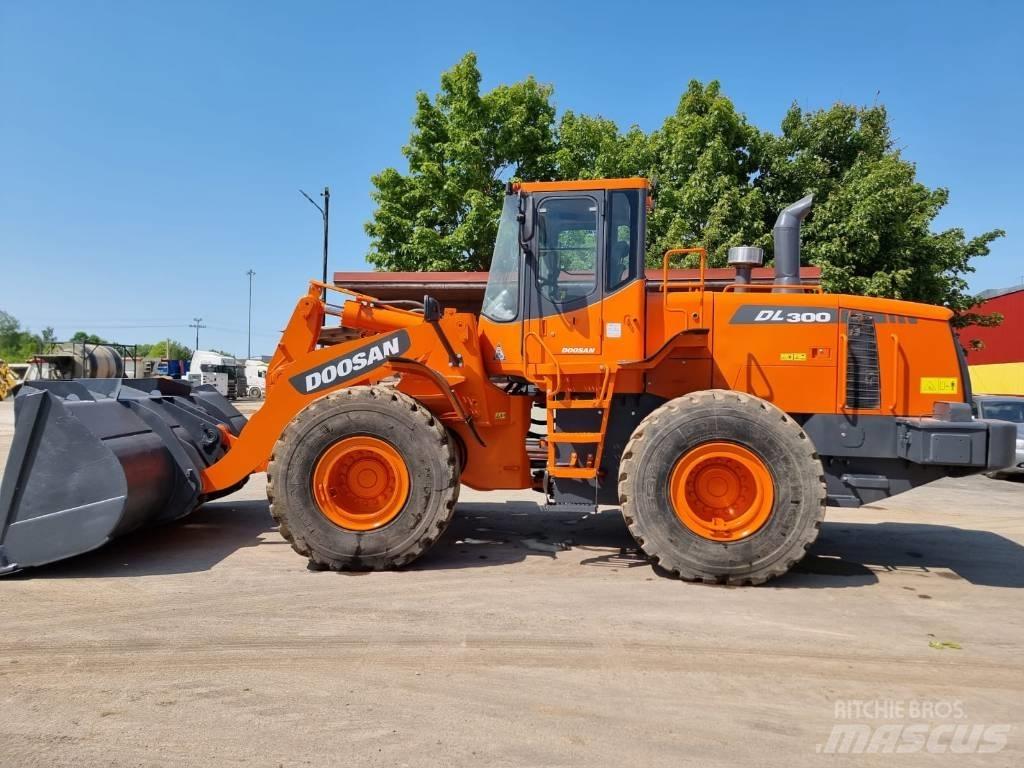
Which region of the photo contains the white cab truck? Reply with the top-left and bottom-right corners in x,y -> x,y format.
245,359 -> 269,399
187,350 -> 247,400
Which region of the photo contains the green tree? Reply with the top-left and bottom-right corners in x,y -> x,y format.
756,103 -> 891,217
646,80 -> 767,268
168,341 -> 193,359
136,340 -> 192,359
0,311 -> 42,361
0,310 -> 19,349
551,111 -> 652,181
758,103 -> 1004,320
70,330 -> 107,344
366,53 -> 557,272
365,55 -> 1003,321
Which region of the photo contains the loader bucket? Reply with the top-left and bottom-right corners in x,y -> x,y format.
0,378 -> 246,574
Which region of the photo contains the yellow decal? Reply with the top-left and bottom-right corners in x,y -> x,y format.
920,377 -> 958,394
779,352 -> 808,362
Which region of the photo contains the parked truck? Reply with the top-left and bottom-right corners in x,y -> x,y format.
245,359 -> 269,399
188,350 -> 247,400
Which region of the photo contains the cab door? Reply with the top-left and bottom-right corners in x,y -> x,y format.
602,188 -> 646,365
523,194 -> 604,369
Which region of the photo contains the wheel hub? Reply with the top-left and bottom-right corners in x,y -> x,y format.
312,436 -> 410,531
669,442 -> 774,541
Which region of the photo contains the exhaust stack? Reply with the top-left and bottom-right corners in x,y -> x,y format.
772,195 -> 814,293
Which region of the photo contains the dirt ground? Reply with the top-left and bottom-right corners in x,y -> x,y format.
0,397 -> 1022,767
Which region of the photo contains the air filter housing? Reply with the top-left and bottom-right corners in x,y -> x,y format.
728,246 -> 764,288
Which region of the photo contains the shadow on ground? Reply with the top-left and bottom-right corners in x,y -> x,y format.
417,503 -> 1024,589
12,498 -> 1024,588
409,501 -> 650,573
776,521 -> 1024,589
11,499 -> 276,579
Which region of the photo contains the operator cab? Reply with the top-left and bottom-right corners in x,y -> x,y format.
479,178 -> 651,372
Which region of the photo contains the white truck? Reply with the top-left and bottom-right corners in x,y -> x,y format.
244,359 -> 269,399
188,350 -> 247,400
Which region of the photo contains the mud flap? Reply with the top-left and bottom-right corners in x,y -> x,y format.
0,379 -> 245,573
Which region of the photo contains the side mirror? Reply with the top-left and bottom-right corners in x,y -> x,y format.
422,295 -> 442,322
517,192 -> 535,255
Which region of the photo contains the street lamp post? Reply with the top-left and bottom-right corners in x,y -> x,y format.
246,269 -> 255,360
300,186 -> 330,300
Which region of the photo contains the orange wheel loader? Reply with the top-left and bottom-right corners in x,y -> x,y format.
0,179 -> 1016,583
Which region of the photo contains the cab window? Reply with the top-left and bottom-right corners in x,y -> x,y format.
536,197 -> 598,303
481,195 -> 521,322
606,190 -> 639,291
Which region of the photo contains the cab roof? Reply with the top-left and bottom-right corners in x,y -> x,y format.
512,177 -> 650,193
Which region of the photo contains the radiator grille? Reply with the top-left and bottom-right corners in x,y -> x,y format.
845,312 -> 880,409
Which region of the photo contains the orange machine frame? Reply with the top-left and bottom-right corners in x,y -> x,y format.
200,178 -> 968,497
200,282 -> 533,496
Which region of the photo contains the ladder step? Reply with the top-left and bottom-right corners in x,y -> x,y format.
547,466 -> 600,479
541,503 -> 597,514
547,399 -> 608,410
546,432 -> 603,443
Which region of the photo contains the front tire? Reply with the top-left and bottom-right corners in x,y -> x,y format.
267,386 -> 458,570
618,390 -> 825,585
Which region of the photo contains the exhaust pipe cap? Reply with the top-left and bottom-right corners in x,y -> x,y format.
773,195 -> 814,291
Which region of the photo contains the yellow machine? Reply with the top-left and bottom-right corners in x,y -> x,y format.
0,360 -> 17,401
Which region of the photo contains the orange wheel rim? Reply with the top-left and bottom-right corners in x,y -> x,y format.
312,436 -> 410,531
669,442 -> 774,541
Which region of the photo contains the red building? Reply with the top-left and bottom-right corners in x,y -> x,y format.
961,285 -> 1024,395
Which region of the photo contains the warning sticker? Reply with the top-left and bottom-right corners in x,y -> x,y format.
779,352 -> 808,362
920,377 -> 958,394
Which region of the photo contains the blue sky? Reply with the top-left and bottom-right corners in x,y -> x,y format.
1,1 -> 1021,356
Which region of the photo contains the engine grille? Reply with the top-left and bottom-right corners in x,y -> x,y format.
845,312 -> 880,409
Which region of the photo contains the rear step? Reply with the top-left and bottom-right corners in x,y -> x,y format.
0,378 -> 245,574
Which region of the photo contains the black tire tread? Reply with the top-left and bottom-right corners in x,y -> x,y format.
619,389 -> 826,585
266,385 -> 458,570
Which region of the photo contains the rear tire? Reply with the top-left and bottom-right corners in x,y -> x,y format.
267,386 -> 458,570
618,390 -> 825,585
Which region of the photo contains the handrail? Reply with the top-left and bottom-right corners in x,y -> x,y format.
722,283 -> 824,293
523,330 -> 563,396
661,248 -> 707,293
661,247 -> 708,328
889,333 -> 901,413
597,366 -> 615,403
838,332 -> 848,409
308,279 -> 424,317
